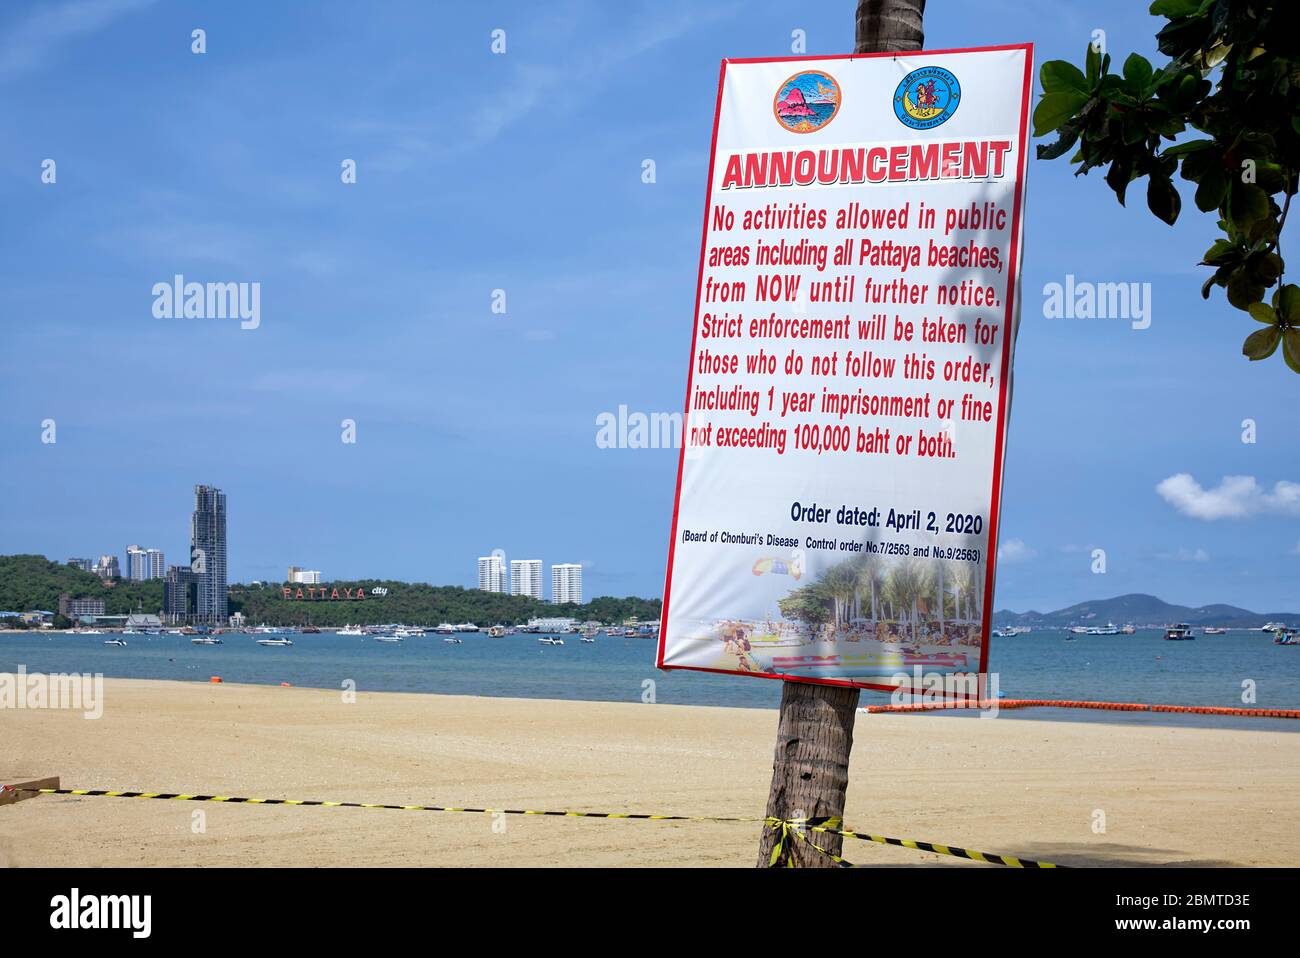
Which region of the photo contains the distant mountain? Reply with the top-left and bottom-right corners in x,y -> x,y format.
993,593 -> 1297,629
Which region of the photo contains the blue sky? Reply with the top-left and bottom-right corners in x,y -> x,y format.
1,0 -> 1296,612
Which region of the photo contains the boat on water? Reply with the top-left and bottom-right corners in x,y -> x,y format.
81,629 -> 105,635
434,623 -> 456,635
1163,623 -> 1195,641
337,625 -> 364,636
1068,626 -> 1089,635
1261,622 -> 1289,633
191,636 -> 223,646
539,636 -> 564,646
580,635 -> 596,643
1120,624 -> 1137,635
487,625 -> 507,638
455,623 -> 479,633
992,627 -> 1017,638
122,630 -> 143,636
301,625 -> 321,634
253,626 -> 281,634
1274,628 -> 1299,646
443,636 -> 463,645
256,637 -> 294,647
1203,627 -> 1229,635
103,637 -> 127,647
371,634 -> 403,644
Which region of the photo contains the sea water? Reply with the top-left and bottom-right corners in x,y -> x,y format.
2,629 -> 1297,729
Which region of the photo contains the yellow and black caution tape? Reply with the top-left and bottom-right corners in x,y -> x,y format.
794,819 -> 1061,868
7,786 -> 1064,868
8,787 -> 755,823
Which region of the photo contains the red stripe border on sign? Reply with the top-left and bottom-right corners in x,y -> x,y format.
657,44 -> 1035,695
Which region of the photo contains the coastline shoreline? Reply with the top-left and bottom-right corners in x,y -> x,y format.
3,677 -> 1298,867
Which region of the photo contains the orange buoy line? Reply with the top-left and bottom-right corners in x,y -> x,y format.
864,698 -> 1300,719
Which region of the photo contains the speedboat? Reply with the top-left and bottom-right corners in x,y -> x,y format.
191,636 -> 223,645
539,636 -> 564,646
337,625 -> 364,636
256,637 -> 294,647
103,637 -> 127,647
82,629 -> 104,635
1274,628 -> 1299,646
487,625 -> 506,638
1203,627 -> 1229,635
371,634 -> 403,643
1163,623 -> 1194,641
580,635 -> 596,643
443,636 -> 463,645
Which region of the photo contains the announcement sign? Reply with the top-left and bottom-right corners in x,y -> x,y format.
657,45 -> 1032,694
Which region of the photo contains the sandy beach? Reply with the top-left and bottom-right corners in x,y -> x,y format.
2,677 -> 1297,867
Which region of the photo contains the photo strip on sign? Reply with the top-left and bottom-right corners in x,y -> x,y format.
658,45 -> 1033,698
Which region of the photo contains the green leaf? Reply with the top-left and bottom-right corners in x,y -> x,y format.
1283,330 -> 1300,374
1247,303 -> 1279,324
1247,252 -> 1283,286
1106,159 -> 1133,205
1122,53 -> 1154,92
1040,60 -> 1088,94
1226,271 -> 1266,310
1149,0 -> 1201,16
1275,284 -> 1300,323
1086,43 -> 1101,85
1228,182 -> 1270,228
1033,90 -> 1089,136
1147,174 -> 1181,224
1164,138 -> 1216,159
1194,167 -> 1227,212
1036,125 -> 1080,161
1242,326 -> 1281,361
1200,238 -> 1237,266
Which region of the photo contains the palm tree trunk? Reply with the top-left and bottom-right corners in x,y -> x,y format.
855,0 -> 926,53
759,3 -> 924,867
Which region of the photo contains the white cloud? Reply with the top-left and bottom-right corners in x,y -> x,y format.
1156,547 -> 1210,562
1155,474 -> 1300,520
997,538 -> 1035,563
0,0 -> 156,79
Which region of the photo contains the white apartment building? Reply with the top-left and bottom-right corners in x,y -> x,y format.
287,567 -> 322,585
478,554 -> 507,592
551,563 -> 583,605
510,559 -> 542,600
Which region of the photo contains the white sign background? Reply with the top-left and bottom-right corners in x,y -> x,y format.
657,46 -> 1033,694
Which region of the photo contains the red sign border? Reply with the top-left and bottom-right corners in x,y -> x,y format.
655,44 -> 1035,695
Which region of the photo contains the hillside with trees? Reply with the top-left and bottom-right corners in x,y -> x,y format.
0,554 -> 661,627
